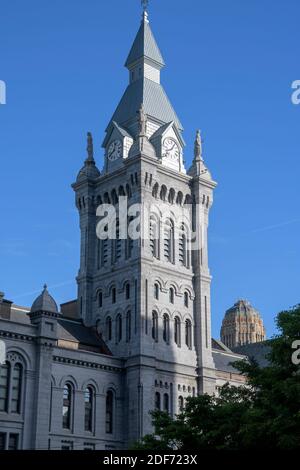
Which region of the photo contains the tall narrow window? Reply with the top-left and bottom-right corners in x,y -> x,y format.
164,219 -> 174,263
101,238 -> 108,267
163,314 -> 170,344
154,283 -> 159,300
0,433 -> 5,450
179,224 -> 189,268
11,363 -> 22,414
98,291 -> 103,308
84,387 -> 93,432
0,362 -> 9,412
152,311 -> 158,342
185,320 -> 192,349
150,215 -> 160,259
125,283 -> 130,300
155,392 -> 161,410
163,394 -> 169,413
112,287 -> 116,304
178,396 -> 184,412
126,311 -> 131,342
106,317 -> 112,341
126,216 -> 134,259
184,292 -> 189,308
112,219 -> 122,264
174,317 -> 181,347
169,288 -> 174,304
8,434 -> 19,451
106,391 -> 113,434
62,384 -> 72,430
116,315 -> 122,343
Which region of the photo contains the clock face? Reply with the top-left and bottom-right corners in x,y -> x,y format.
163,138 -> 180,161
108,140 -> 122,161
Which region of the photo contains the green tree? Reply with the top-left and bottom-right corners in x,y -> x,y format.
134,305 -> 300,450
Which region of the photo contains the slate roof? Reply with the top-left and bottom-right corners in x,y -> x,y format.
233,342 -> 271,368
108,78 -> 183,132
57,318 -> 111,355
125,16 -> 165,68
213,350 -> 246,374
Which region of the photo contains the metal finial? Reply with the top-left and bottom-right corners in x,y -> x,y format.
86,132 -> 94,161
43,284 -> 47,291
141,0 -> 149,12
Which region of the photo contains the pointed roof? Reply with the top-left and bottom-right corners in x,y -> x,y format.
31,285 -> 59,314
125,13 -> 165,69
107,78 -> 183,132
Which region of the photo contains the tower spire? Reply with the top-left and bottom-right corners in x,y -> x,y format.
141,0 -> 149,13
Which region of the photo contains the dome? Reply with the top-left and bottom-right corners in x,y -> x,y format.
31,285 -> 59,314
225,299 -> 260,319
76,162 -> 100,183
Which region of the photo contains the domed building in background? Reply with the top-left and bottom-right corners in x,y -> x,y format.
220,300 -> 266,349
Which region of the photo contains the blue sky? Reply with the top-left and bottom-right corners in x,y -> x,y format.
0,0 -> 299,339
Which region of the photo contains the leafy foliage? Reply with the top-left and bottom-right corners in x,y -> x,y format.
133,305 -> 300,450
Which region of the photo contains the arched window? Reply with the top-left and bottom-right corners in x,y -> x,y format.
179,224 -> 189,268
0,362 -> 10,412
154,283 -> 159,300
126,217 -> 134,259
164,219 -> 174,263
185,320 -> 192,349
11,363 -> 22,414
150,215 -> 160,259
168,188 -> 175,204
178,396 -> 184,412
163,393 -> 169,413
62,384 -> 72,430
84,387 -> 94,432
116,315 -> 122,343
106,391 -> 114,434
155,392 -> 161,410
125,283 -> 130,300
112,287 -> 116,304
106,317 -> 112,341
174,316 -> 181,347
126,311 -> 131,342
163,314 -> 170,344
152,311 -> 158,342
160,185 -> 167,201
152,183 -> 159,199
169,288 -> 174,304
112,219 -> 122,264
98,291 -> 103,308
184,292 -> 189,308
176,192 -> 183,206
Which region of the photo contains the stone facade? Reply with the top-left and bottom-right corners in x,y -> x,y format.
0,8 -> 255,450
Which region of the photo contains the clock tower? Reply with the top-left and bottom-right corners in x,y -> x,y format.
73,5 -> 217,445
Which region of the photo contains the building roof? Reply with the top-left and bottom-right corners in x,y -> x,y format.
233,341 -> 271,368
108,77 -> 183,132
213,350 -> 246,374
57,318 -> 111,355
225,299 -> 261,318
31,285 -> 59,314
125,14 -> 165,69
